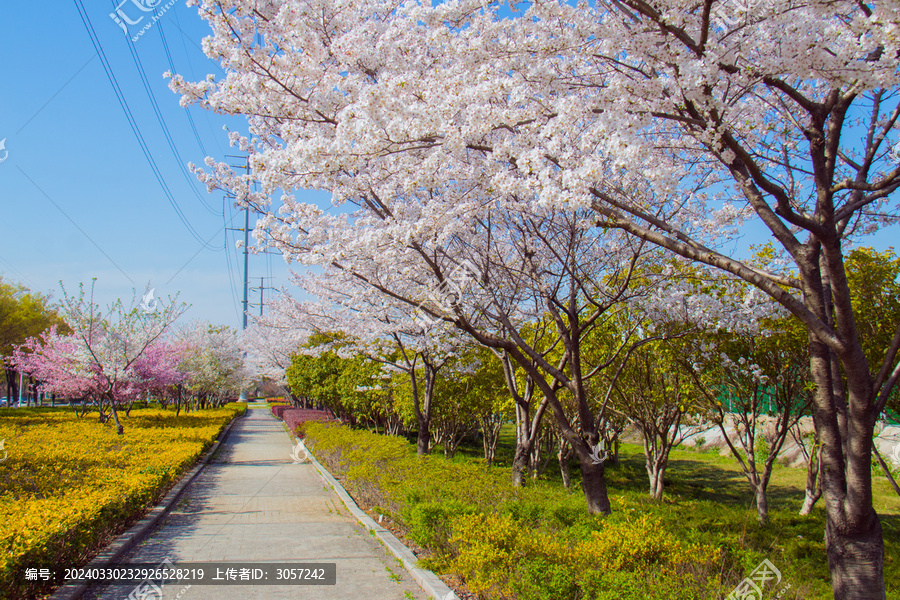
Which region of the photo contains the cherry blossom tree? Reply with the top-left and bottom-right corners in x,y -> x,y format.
276,271 -> 465,455
171,0 -> 900,593
132,340 -> 190,411
14,283 -> 186,432
243,307 -> 308,405
13,328 -> 95,401
173,321 -> 248,409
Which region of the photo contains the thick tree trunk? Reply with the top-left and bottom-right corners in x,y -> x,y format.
579,458 -> 612,515
808,330 -> 885,598
826,516 -> 886,600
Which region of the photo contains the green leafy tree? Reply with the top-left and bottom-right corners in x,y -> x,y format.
0,278 -> 68,402
846,247 -> 900,496
286,333 -> 348,417
689,314 -> 814,525
612,336 -> 700,500
846,247 -> 900,421
431,345 -> 511,460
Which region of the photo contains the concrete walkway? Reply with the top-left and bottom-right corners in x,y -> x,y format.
82,406 -> 429,600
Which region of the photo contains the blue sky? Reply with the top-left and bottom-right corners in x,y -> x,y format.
0,1 -> 328,328
0,2 -> 897,332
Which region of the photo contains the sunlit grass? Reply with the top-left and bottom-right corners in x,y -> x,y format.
333,423 -> 898,599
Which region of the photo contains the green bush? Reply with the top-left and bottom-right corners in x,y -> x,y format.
302,423 -> 728,599
511,558 -> 579,600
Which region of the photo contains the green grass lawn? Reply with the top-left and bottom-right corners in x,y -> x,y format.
428,424 -> 899,599
446,424 -> 899,515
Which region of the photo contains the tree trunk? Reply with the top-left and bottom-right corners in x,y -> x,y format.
512,444 -> 530,486
800,487 -> 821,516
800,444 -> 823,515
5,367 -> 18,405
482,423 -> 495,464
826,516 -> 886,600
754,481 -> 769,525
513,400 -> 548,485
560,456 -> 571,489
443,433 -> 454,458
106,394 -> 124,435
579,458 -> 611,515
808,329 -> 885,598
416,417 -> 430,455
648,463 -> 664,500
558,440 -> 572,490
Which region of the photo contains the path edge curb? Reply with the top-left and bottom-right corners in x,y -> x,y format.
48,407 -> 247,600
284,426 -> 459,600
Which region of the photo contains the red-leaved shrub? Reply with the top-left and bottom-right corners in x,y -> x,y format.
280,408 -> 338,436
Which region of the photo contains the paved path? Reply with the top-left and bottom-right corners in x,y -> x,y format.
82,406 -> 429,600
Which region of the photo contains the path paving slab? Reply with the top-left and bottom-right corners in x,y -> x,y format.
81,407 -> 429,600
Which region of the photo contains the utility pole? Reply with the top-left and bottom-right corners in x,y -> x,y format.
250,276 -> 275,317
225,155 -> 251,331
225,155 -> 251,401
242,204 -> 249,329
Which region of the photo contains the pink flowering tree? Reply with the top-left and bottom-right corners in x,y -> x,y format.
130,340 -> 190,409
173,320 -> 248,409
14,327 -> 96,401
14,282 -> 186,433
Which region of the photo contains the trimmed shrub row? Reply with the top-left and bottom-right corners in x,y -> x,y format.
0,403 -> 247,600
276,408 -> 339,434
301,422 -> 729,600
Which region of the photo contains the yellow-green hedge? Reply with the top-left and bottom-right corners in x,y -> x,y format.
303,422 -> 726,600
0,403 -> 246,599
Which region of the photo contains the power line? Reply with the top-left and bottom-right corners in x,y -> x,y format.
72,0 -> 215,250
167,10 -> 229,157
158,21 -> 210,168
249,276 -> 276,317
17,166 -> 135,285
117,6 -> 220,218
225,155 -> 251,330
223,197 -> 241,322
